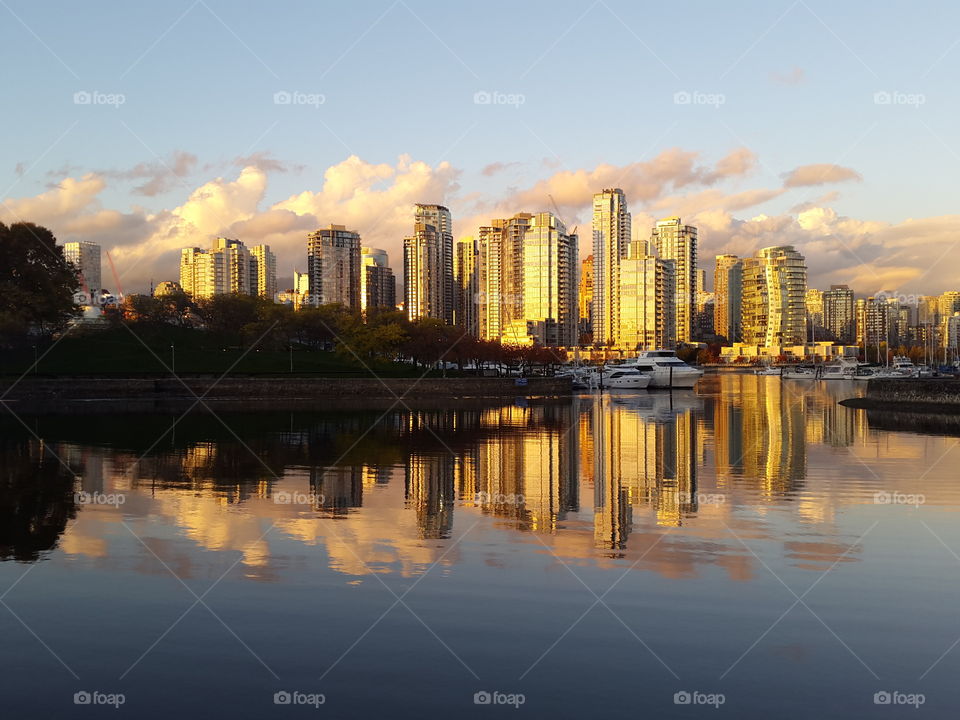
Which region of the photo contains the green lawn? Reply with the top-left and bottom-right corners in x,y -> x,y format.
1,327 -> 430,377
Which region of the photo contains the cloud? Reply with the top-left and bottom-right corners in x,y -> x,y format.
481,161 -> 521,177
8,149 -> 960,298
782,163 -> 862,188
89,151 -> 199,197
770,66 -> 806,85
232,151 -> 301,174
511,147 -> 757,217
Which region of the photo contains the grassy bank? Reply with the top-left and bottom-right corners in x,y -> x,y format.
1,327 -> 437,377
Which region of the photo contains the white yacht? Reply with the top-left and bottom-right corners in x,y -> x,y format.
603,368 -> 652,390
617,350 -> 704,388
820,357 -> 859,380
782,366 -> 818,380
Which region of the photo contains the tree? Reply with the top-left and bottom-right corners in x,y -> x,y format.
0,222 -> 79,341
195,294 -> 264,347
122,294 -> 163,323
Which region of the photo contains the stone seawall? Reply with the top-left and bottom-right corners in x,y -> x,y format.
0,376 -> 572,401
840,378 -> 960,412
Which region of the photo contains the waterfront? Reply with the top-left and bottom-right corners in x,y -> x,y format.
2,374 -> 958,717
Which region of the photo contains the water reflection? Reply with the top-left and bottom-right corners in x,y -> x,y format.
1,375 -> 956,572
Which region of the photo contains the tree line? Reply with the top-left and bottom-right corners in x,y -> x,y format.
120,291 -> 566,372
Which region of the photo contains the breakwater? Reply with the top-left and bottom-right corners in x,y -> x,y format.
0,375 -> 572,403
840,378 -> 960,412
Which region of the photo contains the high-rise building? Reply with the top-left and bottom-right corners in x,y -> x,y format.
478,213 -> 533,342
694,268 -> 713,340
805,288 -> 823,331
938,292 -> 960,347
823,285 -> 855,343
714,254 -> 742,342
856,296 -> 891,348
294,271 -> 310,295
919,295 -> 940,326
509,212 -> 578,347
307,225 -> 361,308
403,204 -> 454,323
477,212 -> 577,347
578,255 -> 594,338
651,217 -> 697,344
741,246 -> 807,346
250,244 -> 277,299
617,240 -> 675,350
591,189 -> 631,346
360,247 -> 396,313
179,237 -> 271,299
454,236 -> 479,335
63,241 -> 102,301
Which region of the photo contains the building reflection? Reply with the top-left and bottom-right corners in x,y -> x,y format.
712,375 -> 807,497
593,393 -> 703,550
1,377 -> 923,570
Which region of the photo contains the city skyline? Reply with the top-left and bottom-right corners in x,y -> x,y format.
66,196 -> 960,355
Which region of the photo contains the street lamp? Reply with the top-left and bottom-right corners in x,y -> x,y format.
170,343 -> 175,374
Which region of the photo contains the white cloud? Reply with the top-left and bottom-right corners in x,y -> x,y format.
7,149 -> 960,298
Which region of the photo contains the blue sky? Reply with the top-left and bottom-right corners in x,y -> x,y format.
2,1 -> 959,293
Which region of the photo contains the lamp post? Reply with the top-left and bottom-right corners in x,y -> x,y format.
170,343 -> 175,374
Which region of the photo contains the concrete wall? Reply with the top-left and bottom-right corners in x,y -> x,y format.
0,376 -> 572,400
865,379 -> 960,406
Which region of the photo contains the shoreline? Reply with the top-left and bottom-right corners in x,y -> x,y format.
839,377 -> 960,414
0,375 -> 573,403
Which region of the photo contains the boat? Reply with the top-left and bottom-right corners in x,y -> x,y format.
603,368 -> 652,390
853,366 -> 901,381
616,350 -> 704,388
754,366 -> 782,376
891,356 -> 917,376
782,366 -> 818,380
820,357 -> 859,380
915,364 -> 935,378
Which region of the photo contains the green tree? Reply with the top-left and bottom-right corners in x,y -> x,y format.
0,222 -> 79,341
195,294 -> 264,347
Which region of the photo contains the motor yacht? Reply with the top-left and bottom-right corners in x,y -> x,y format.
616,350 -> 704,388
603,368 -> 652,390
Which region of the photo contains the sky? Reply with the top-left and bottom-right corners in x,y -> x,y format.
1,0 -> 959,296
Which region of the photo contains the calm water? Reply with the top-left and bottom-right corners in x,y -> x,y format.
2,374 -> 958,718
